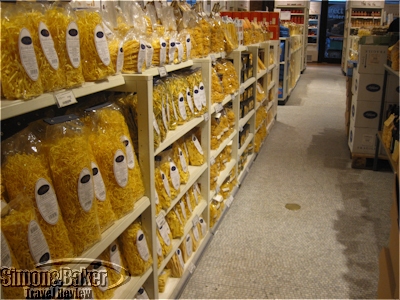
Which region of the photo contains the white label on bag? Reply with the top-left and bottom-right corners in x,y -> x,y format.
186,192 -> 192,213
193,86 -> 202,111
78,168 -> 94,212
162,101 -> 168,130
174,207 -> 182,224
28,220 -> 51,267
136,287 -> 149,300
138,40 -> 146,72
102,21 -> 113,38
66,22 -> 80,68
153,112 -> 161,135
116,41 -> 124,73
91,162 -> 106,201
199,217 -> 207,236
19,28 -> 39,81
192,225 -> 200,241
215,103 -> 224,113
160,38 -> 167,66
178,147 -> 188,173
178,93 -> 187,120
192,215 -> 199,226
155,189 -> 160,206
172,96 -> 178,120
192,135 -> 203,155
94,25 -> 110,66
179,200 -> 187,220
186,35 -> 191,59
166,99 -> 171,124
136,230 -> 150,261
113,150 -> 128,188
39,22 -> 59,70
186,88 -> 194,113
169,39 -> 176,63
183,142 -> 189,158
146,43 -> 154,69
176,249 -> 185,268
194,183 -> 200,202
109,241 -> 121,272
160,171 -> 170,197
35,178 -> 59,225
176,42 -> 183,62
158,222 -> 171,246
156,236 -> 162,257
186,234 -> 193,258
1,231 -> 12,267
257,84 -> 263,94
203,112 -> 209,121
170,162 -> 181,190
199,82 -> 207,107
120,136 -> 135,170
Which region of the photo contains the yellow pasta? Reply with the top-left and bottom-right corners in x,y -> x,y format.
214,59 -> 239,95
122,37 -> 146,74
156,224 -> 173,257
155,233 -> 165,267
166,209 -> 184,239
76,9 -> 115,81
155,167 -> 173,209
185,134 -> 205,166
200,18 -> 211,57
211,19 -> 225,53
166,250 -> 184,278
172,140 -> 190,184
211,68 -> 225,104
158,269 -> 171,292
119,221 -> 153,276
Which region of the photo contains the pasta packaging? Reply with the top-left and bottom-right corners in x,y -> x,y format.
211,18 -> 225,53
2,125 -> 73,260
164,75 -> 193,125
119,220 -> 153,276
172,139 -> 190,184
211,68 -> 226,104
185,133 -> 205,166
191,225 -> 200,252
153,80 -> 169,149
256,82 -> 266,102
158,269 -> 171,293
214,59 -> 239,95
155,232 -> 165,268
184,68 -> 207,115
179,233 -> 193,263
166,208 -> 184,239
45,115 -> 101,256
166,249 -> 185,278
156,213 -> 173,258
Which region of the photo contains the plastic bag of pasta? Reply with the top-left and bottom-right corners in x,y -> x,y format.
184,191 -> 193,219
214,59 -> 239,95
166,208 -> 184,239
199,17 -> 212,57
2,125 -> 74,260
166,249 -> 184,278
84,103 -> 145,219
211,116 -> 223,150
45,2 -> 85,89
1,229 -> 26,299
198,216 -> 207,238
156,213 -> 173,257
122,30 -> 147,74
172,139 -> 190,184
76,8 -> 115,81
155,164 -> 173,209
155,233 -> 164,268
178,30 -> 192,61
44,115 -> 101,256
101,11 -> 124,75
184,68 -> 207,116
159,149 -> 181,197
211,17 -> 225,53
179,233 -> 193,263
164,75 -> 193,125
1,2 -> 43,100
1,195 -> 52,270
153,80 -> 169,149
151,32 -> 168,67
155,189 -> 163,216
176,198 -> 188,224
210,198 -> 224,228
185,133 -> 205,166
160,78 -> 180,130
119,220 -> 152,276
256,82 -> 266,102
184,11 -> 204,58
211,68 -> 226,104
158,269 -> 171,293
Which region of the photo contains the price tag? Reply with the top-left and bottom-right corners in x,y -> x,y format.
210,54 -> 216,63
203,112 -> 209,121
239,126 -> 244,132
192,215 -> 200,227
215,103 -> 224,113
54,90 -> 77,108
158,66 -> 168,77
240,86 -> 244,94
226,195 -> 234,207
210,156 -> 215,165
189,262 -> 196,274
215,185 -> 220,194
221,52 -> 226,59
156,213 -> 166,229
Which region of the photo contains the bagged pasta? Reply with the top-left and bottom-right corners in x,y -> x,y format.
1,195 -> 51,270
155,164 -> 173,209
184,11 -> 204,58
198,216 -> 207,239
1,2 -> 43,99
119,220 -> 152,276
166,208 -> 184,239
155,189 -> 163,216
45,2 -> 85,89
176,198 -> 188,225
199,17 -> 212,57
2,125 -> 74,260
156,213 -> 173,257
155,233 -> 165,268
256,82 -> 266,102
185,68 -> 207,115
191,224 -> 200,252
166,249 -> 184,278
222,18 -> 238,53
76,9 -> 115,81
158,269 -> 170,293
210,198 -> 224,228
184,191 -> 193,219
211,68 -> 225,104
172,139 -> 190,184
85,103 -> 145,219
122,32 -> 147,74
258,56 -> 266,71
211,17 -> 225,53
153,80 -> 169,149
179,233 -> 193,263
44,115 -> 101,256
214,59 -> 239,95
185,133 -> 205,166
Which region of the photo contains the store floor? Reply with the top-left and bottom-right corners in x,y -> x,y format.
179,64 -> 394,299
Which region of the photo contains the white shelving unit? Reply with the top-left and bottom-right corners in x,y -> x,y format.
307,1 -> 321,62
341,0 -> 384,74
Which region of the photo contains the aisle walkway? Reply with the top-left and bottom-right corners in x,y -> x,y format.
179,65 -> 394,299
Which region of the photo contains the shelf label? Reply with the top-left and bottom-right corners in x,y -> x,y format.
215,184 -> 220,194
239,126 -> 244,132
203,112 -> 209,121
240,86 -> 245,94
210,156 -> 215,165
54,90 -> 77,108
221,52 -> 226,59
215,103 -> 224,113
158,66 -> 168,77
210,54 -> 216,63
192,214 -> 200,227
189,262 -> 196,274
226,195 -> 234,208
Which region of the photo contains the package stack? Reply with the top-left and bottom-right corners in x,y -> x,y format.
348,43 -> 388,156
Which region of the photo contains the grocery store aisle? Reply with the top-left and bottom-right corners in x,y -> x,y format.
179,64 -> 393,299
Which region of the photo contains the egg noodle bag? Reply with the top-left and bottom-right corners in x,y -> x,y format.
119,220 -> 153,276
210,15 -> 225,53
214,59 -> 239,95
211,68 -> 225,104
1,229 -> 26,299
45,2 -> 85,89
156,148 -> 181,205
2,125 -> 73,260
45,115 -> 101,256
153,80 -> 169,149
182,11 -> 204,58
166,208 -> 184,239
191,226 -> 200,252
185,132 -> 205,166
1,195 -> 52,270
172,139 -> 190,184
1,2 -> 43,99
85,103 -> 145,218
158,269 -> 170,293
183,67 -> 207,116
76,8 -> 114,81
166,248 -> 184,278
179,233 -> 193,263
155,232 -> 165,267
156,222 -> 173,258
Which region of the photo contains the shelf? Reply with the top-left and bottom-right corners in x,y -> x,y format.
241,77 -> 256,91
267,101 -> 273,112
0,74 -> 125,121
267,118 -> 275,133
238,133 -> 254,158
267,81 -> 276,92
226,45 -> 249,59
239,109 -> 255,129
384,64 -> 400,78
351,16 -> 381,19
157,200 -> 208,275
210,130 -> 237,160
267,63 -> 276,73
238,153 -> 255,184
210,159 -> 237,200
154,116 -> 205,156
143,60 -> 194,77
377,131 -> 398,174
257,69 -> 268,80
255,120 -> 266,134
211,94 -> 234,114
256,97 -> 268,111
112,266 -> 153,299
70,196 -> 150,270
290,13 -> 304,16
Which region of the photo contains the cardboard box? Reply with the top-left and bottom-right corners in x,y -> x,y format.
350,98 -> 381,128
268,12 -> 280,25
348,117 -> 377,155
269,25 -> 280,40
377,247 -> 396,299
352,71 -> 384,102
357,45 -> 388,75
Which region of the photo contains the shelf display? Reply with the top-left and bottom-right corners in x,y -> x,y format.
307,1 -> 321,62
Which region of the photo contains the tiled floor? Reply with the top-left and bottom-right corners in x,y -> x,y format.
179,65 -> 394,299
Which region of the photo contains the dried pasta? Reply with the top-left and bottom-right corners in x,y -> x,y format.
172,140 -> 190,184
214,59 -> 239,95
156,224 -> 173,257
166,249 -> 184,278
211,68 -> 225,104
185,134 -> 205,166
166,209 -> 184,239
158,269 -> 170,293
